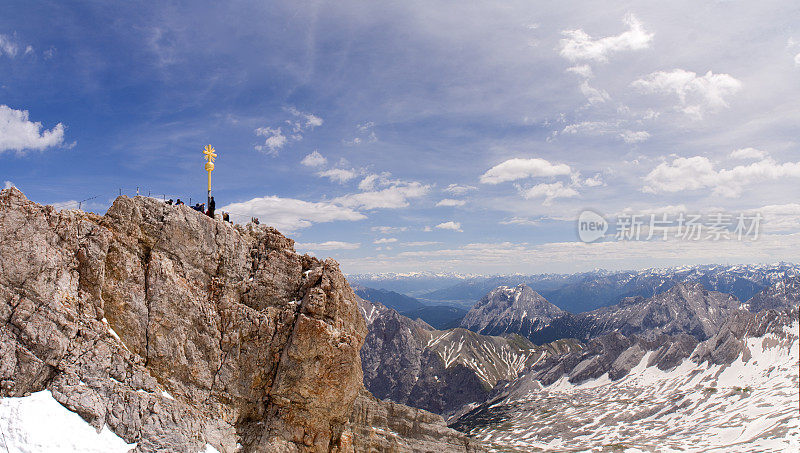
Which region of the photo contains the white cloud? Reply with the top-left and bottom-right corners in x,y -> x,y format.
617,204 -> 688,217
220,196 -> 365,232
632,69 -> 742,118
255,107 -> 322,154
296,241 -> 360,251
436,198 -> 466,207
301,150 -> 327,167
345,121 -> 378,145
795,53 -> 800,66
580,81 -> 610,104
500,217 -> 539,226
559,121 -> 649,144
0,34 -> 26,58
0,105 -> 66,153
402,241 -> 441,247
566,65 -> 594,78
364,234 -> 800,274
559,13 -> 653,63
374,237 -> 398,244
619,130 -> 651,144
334,181 -> 430,210
357,172 -> 395,191
642,156 -> 800,197
254,127 -> 287,154
3,181 -> 14,190
371,226 -> 408,234
358,174 -> 380,191
561,121 -> 613,136
480,158 -> 571,184
750,204 -> 800,232
582,173 -> 605,187
444,184 -> 477,196
516,181 -> 579,205
729,147 -> 767,160
286,106 -> 323,130
317,168 -> 359,183
436,221 -> 463,232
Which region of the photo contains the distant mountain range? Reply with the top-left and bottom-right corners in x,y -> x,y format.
353,286 -> 468,329
356,269 -> 800,451
351,263 -> 800,313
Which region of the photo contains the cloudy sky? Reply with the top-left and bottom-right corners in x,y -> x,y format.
2,0 -> 799,274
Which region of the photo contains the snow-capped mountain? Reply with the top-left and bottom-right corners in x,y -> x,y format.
357,297 -> 579,417
459,284 -> 565,338
450,306 -> 799,452
464,282 -> 744,345
401,262 -> 800,313
746,275 -> 800,312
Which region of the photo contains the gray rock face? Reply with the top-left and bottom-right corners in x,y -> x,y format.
745,275 -> 800,313
586,281 -> 742,341
0,188 -> 482,453
528,281 -> 745,344
460,284 -> 564,338
358,297 -> 578,417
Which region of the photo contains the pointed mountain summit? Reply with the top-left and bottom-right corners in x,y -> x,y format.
460,284 -> 564,338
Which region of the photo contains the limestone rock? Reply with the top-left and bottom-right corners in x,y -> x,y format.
2,188 -> 457,452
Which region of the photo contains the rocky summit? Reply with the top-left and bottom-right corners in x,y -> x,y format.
0,188 -> 484,453
459,284 -> 564,339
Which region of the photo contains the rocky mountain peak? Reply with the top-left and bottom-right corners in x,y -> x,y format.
460,284 -> 564,338
0,188 -> 483,452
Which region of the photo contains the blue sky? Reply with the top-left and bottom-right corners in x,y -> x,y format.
2,0 -> 799,274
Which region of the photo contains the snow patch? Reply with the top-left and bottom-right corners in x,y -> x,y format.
0,391 -> 136,453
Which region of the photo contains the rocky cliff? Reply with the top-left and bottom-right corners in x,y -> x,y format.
0,188 -> 482,453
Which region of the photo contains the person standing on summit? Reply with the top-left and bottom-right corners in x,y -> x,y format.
207,196 -> 215,218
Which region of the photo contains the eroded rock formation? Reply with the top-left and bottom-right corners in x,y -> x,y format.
0,188 -> 481,453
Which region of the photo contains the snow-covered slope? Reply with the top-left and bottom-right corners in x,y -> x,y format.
0,391 -> 136,453
451,308 -> 799,452
423,328 -> 572,388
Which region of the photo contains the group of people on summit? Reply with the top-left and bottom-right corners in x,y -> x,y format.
165,196 -> 233,223
163,196 -> 262,226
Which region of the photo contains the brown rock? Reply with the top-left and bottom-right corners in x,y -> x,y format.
0,187 -> 483,453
